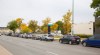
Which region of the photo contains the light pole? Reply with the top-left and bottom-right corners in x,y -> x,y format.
71,0 -> 74,35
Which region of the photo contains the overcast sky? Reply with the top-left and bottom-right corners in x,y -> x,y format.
0,0 -> 94,27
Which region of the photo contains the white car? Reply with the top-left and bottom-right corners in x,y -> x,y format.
40,34 -> 54,41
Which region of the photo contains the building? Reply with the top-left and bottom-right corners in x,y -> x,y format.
94,17 -> 100,36
0,27 -> 12,34
73,22 -> 93,35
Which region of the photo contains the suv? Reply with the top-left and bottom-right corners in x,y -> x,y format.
59,35 -> 80,45
40,34 -> 54,41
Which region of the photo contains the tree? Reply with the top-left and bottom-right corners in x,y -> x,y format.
16,18 -> 23,27
51,23 -> 58,32
20,23 -> 32,33
56,21 -> 63,30
55,21 -> 64,34
42,17 -> 51,26
63,10 -> 72,34
42,26 -> 48,33
28,20 -> 38,33
7,20 -> 19,33
91,0 -> 100,17
41,17 -> 51,33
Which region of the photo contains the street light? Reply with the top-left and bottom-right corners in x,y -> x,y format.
71,0 -> 74,35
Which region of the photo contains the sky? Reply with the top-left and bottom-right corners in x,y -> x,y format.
0,0 -> 95,27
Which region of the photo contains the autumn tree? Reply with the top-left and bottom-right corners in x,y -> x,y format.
16,18 -> 23,27
28,20 -> 38,33
51,23 -> 58,32
55,21 -> 64,34
42,26 -> 48,33
41,17 -> 51,33
42,17 -> 51,26
63,10 -> 72,34
20,23 -> 32,33
7,20 -> 19,33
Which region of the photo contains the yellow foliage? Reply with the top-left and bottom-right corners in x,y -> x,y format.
16,18 -> 22,24
42,17 -> 51,25
63,10 -> 72,34
43,27 -> 48,33
20,23 -> 32,33
51,23 -> 58,32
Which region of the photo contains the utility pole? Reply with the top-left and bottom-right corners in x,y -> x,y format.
71,0 -> 74,35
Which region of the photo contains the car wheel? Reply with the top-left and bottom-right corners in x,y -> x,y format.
59,40 -> 63,43
82,42 -> 88,47
76,42 -> 80,45
40,39 -> 42,41
69,41 -> 73,45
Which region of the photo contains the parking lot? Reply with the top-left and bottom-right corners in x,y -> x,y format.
0,35 -> 100,55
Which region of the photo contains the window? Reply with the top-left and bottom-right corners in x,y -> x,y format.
89,36 -> 94,40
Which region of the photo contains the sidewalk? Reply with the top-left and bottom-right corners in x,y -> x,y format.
0,45 -> 13,55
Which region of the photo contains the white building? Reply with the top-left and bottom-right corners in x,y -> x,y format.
73,22 -> 93,35
0,27 -> 12,34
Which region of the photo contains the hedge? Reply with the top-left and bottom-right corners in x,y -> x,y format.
75,34 -> 93,38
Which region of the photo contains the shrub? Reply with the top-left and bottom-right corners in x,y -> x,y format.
75,34 -> 93,38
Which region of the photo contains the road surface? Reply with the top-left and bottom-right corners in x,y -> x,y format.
0,35 -> 100,55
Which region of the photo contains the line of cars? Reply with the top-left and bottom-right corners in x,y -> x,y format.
59,34 -> 100,47
5,33 -> 100,47
6,33 -> 55,41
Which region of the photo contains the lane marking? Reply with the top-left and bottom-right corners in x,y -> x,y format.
47,51 -> 59,55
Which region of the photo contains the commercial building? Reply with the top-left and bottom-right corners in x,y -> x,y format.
73,22 -> 93,35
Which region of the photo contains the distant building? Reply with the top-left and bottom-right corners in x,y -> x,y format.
73,22 -> 93,35
0,27 -> 12,34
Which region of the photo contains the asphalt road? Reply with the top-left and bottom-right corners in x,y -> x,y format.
0,35 -> 100,55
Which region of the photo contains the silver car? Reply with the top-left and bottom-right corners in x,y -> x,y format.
40,34 -> 54,41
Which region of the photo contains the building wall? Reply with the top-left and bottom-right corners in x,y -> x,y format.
94,17 -> 100,35
73,22 -> 93,35
0,27 -> 12,34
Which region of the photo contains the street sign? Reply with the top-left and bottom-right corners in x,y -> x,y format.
48,23 -> 53,26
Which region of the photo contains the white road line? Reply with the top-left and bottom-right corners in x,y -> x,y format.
47,51 -> 59,55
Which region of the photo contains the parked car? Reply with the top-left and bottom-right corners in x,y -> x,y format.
81,36 -> 100,47
59,35 -> 80,45
0,33 -> 1,36
19,34 -> 24,38
26,34 -> 33,39
7,33 -> 12,36
40,34 -> 54,41
35,36 -> 41,40
32,35 -> 41,40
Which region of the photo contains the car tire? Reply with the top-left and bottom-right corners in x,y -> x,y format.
76,42 -> 80,45
40,38 -> 42,41
59,40 -> 63,43
82,42 -> 88,47
69,41 -> 73,45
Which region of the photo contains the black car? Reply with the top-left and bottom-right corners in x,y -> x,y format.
59,35 -> 80,45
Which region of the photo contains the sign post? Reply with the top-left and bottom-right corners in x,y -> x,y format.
48,23 -> 53,34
